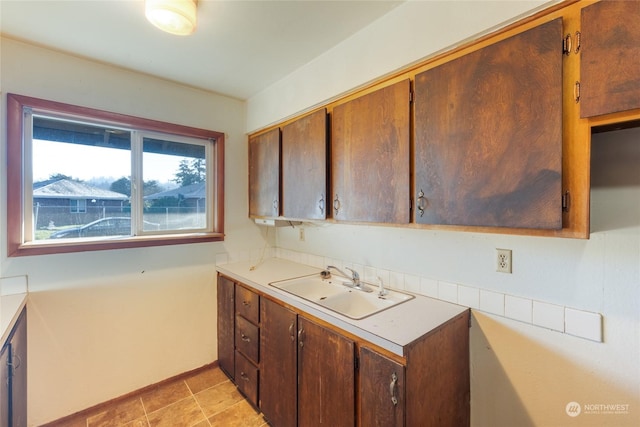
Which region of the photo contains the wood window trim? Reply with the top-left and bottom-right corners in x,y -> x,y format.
6,93 -> 225,257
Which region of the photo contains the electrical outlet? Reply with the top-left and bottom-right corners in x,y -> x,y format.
496,249 -> 512,273
299,228 -> 305,242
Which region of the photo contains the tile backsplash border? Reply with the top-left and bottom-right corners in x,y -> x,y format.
215,248 -> 603,343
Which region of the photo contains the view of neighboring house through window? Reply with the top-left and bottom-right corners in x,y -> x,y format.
6,93 -> 224,255
30,116 -> 211,240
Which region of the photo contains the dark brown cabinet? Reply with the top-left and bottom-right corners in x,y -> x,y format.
217,275 -> 235,379
580,1 -> 640,118
331,79 -> 411,223
282,109 -> 328,220
297,316 -> 355,427
0,344 -> 8,427
259,298 -> 297,427
234,285 -> 260,406
260,299 -> 355,427
359,347 -> 405,427
1,308 -> 27,427
249,128 -> 281,217
414,18 -> 563,230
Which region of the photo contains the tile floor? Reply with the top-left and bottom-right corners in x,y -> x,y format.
48,365 -> 268,427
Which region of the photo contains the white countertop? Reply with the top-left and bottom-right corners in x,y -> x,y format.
217,258 -> 467,356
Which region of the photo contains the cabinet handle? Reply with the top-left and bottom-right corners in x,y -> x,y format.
289,322 -> 296,342
240,372 -> 250,382
416,189 -> 426,217
390,373 -> 399,406
242,300 -> 251,307
574,31 -> 581,54
298,328 -> 304,348
241,333 -> 251,342
273,198 -> 279,214
563,33 -> 572,56
9,353 -> 21,370
319,194 -> 325,215
574,81 -> 581,103
333,194 -> 341,216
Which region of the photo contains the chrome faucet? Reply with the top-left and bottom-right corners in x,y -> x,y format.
325,265 -> 371,292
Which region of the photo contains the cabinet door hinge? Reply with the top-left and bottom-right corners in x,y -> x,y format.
354,355 -> 359,372
562,191 -> 570,212
409,89 -> 414,103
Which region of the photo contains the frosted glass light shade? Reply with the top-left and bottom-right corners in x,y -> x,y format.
145,0 -> 197,36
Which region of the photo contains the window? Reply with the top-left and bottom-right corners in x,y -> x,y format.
70,199 -> 87,213
7,93 -> 225,256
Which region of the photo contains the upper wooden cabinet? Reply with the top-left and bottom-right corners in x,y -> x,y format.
282,109 -> 328,220
249,128 -> 280,217
331,79 -> 411,224
580,0 -> 640,118
414,19 -> 563,229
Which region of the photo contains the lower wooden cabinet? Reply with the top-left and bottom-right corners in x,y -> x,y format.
359,347 -> 405,427
1,307 -> 27,427
260,300 -> 355,427
218,273 -> 470,426
235,352 -> 259,405
297,316 -> 355,427
217,276 -> 235,379
259,298 -> 297,427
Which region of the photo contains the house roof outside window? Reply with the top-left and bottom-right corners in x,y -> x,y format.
33,178 -> 128,200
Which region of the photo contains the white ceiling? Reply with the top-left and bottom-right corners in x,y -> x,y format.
0,0 -> 404,100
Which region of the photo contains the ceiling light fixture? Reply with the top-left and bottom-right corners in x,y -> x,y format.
145,0 -> 197,36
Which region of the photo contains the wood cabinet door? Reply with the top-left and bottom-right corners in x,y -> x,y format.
249,128 -> 281,217
414,19 -> 563,229
580,1 -> 640,118
297,316 -> 355,427
0,343 -> 8,427
10,309 -> 27,427
359,347 -> 405,427
332,80 -> 411,223
282,109 -> 328,220
217,275 -> 235,379
259,299 -> 297,427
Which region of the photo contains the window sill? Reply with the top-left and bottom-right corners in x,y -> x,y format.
9,233 -> 224,257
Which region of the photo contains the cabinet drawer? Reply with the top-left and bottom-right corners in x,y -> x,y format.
236,285 -> 259,324
235,351 -> 259,406
236,315 -> 259,363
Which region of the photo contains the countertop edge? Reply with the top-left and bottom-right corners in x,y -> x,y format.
1,293 -> 28,345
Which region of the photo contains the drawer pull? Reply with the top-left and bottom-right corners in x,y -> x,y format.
241,333 -> 251,342
242,301 -> 251,307
390,373 -> 398,406
240,372 -> 250,382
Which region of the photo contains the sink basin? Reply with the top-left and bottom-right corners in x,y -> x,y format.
316,288 -> 413,319
269,274 -> 414,319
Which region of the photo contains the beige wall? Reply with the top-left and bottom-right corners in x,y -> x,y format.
0,37 -> 268,425
247,1 -> 640,426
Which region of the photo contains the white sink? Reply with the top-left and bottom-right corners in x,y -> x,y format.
269,274 -> 414,319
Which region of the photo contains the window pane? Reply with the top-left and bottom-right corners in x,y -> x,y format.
32,117 -> 131,240
143,137 -> 207,232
